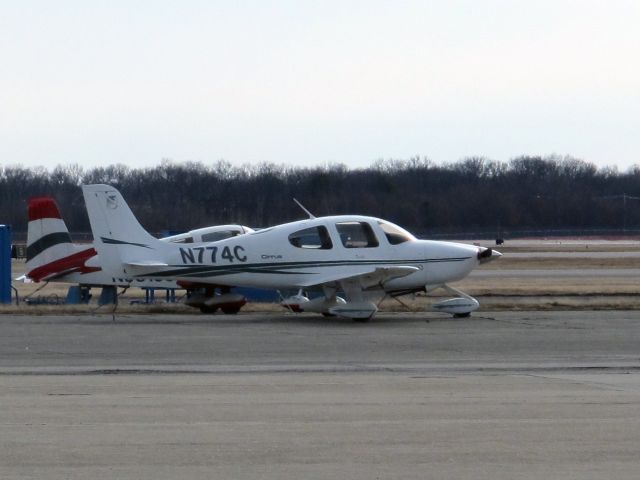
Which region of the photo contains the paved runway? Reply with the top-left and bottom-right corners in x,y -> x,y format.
1,311 -> 640,479
1,310 -> 640,373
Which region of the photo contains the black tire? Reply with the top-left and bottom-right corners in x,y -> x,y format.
221,306 -> 241,315
199,306 -> 218,314
322,312 -> 337,318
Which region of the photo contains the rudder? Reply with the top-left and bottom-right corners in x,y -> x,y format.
26,197 -> 95,281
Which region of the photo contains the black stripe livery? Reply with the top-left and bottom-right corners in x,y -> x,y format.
26,232 -> 73,261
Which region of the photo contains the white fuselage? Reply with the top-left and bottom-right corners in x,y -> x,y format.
126,216 -> 482,292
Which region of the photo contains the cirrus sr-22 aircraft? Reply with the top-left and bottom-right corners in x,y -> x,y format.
82,184 -> 501,320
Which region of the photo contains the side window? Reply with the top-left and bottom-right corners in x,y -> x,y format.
378,221 -> 414,245
335,222 -> 379,248
288,226 -> 333,249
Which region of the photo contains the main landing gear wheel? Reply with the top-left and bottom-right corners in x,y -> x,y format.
221,306 -> 241,315
199,306 -> 219,314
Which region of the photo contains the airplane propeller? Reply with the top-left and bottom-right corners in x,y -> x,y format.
477,247 -> 502,263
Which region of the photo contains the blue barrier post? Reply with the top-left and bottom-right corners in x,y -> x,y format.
0,225 -> 11,304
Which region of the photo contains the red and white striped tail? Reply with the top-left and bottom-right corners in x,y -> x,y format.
26,197 -> 98,282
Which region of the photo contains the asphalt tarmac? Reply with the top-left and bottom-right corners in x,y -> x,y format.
1,311 -> 640,479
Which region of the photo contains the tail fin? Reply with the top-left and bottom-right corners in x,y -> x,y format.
81,184 -> 166,275
26,197 -> 98,282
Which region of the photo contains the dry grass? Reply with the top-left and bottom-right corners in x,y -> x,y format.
3,293 -> 637,315
377,294 -> 640,313
456,276 -> 640,296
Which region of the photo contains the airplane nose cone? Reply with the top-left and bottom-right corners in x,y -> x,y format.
477,247 -> 502,264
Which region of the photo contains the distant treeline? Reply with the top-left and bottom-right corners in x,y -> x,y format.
2,156 -> 640,237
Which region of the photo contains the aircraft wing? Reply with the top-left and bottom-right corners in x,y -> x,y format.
295,265 -> 419,290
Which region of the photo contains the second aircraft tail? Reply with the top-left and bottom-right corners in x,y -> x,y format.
25,197 -> 99,281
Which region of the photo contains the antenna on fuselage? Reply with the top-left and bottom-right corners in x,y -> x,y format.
293,198 -> 316,219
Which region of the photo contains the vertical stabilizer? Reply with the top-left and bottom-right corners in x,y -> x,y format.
81,184 -> 166,276
26,197 -> 97,282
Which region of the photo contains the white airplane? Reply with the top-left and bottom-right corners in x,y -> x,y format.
24,196 -> 252,312
81,183 -> 501,320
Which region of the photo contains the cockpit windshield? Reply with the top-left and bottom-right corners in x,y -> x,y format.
377,221 -> 415,245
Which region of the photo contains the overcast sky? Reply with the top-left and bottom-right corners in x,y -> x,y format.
1,0 -> 639,170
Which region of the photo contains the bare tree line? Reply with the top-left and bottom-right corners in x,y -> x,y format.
2,155 -> 640,238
